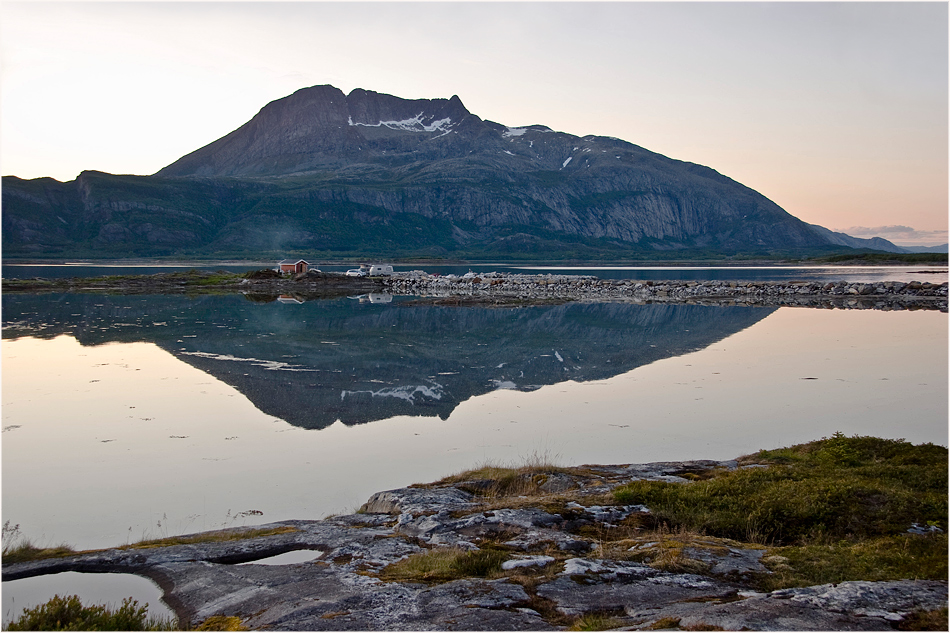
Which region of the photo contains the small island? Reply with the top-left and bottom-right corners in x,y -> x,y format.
4,434 -> 946,631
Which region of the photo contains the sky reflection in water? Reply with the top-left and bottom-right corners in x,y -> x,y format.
2,298 -> 946,553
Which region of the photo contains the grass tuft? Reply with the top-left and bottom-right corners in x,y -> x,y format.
568,611 -> 627,631
121,525 -> 297,550
380,547 -> 507,583
437,450 -> 569,499
896,607 -> 949,631
2,541 -> 78,565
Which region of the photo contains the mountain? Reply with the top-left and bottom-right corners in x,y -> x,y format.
1,85 -> 903,260
806,224 -> 907,254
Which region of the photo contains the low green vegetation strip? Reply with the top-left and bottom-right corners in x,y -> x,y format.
1,269 -> 247,292
812,252 -> 948,265
612,433 -> 947,588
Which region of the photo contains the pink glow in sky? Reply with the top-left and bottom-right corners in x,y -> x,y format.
1,2 -> 946,245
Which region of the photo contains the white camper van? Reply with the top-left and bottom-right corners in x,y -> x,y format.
368,265 -> 394,276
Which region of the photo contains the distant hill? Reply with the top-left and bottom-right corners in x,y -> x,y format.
1,85 -> 904,261
807,224 -> 907,254
898,244 -> 948,254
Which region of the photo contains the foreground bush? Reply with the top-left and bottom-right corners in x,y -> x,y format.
5,594 -> 175,631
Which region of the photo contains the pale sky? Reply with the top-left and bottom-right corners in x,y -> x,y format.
1,1 -> 947,245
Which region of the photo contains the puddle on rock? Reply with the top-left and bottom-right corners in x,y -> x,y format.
237,549 -> 324,565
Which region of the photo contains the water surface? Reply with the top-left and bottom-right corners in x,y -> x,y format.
3,293 -> 945,552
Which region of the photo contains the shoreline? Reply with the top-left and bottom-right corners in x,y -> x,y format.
3,435 -> 947,631
3,270 -> 947,311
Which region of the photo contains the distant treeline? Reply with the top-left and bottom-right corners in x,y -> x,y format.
814,252 -> 948,265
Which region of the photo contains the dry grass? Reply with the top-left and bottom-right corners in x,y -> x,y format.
2,541 -> 78,565
648,616 -> 683,630
896,607 -> 949,631
194,615 -> 248,631
121,525 -> 297,550
434,450 -> 572,499
379,547 -> 508,583
567,611 -> 627,631
598,528 -> 717,575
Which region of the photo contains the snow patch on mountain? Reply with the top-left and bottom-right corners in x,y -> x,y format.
349,113 -> 454,133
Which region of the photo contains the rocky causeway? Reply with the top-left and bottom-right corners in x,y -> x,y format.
381,271 -> 948,311
4,459 -> 946,631
4,269 -> 948,311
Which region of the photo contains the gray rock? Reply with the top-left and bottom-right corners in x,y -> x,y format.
682,546 -> 768,576
359,486 -> 476,515
538,558 -> 732,617
633,580 -> 948,631
501,555 -> 556,570
3,465 -> 945,631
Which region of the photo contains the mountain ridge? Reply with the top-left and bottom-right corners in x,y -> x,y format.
2,85 -> 906,259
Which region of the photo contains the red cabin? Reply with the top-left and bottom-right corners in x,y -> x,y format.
278,259 -> 309,274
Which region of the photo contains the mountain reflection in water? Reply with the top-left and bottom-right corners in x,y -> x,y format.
1,294 -> 775,428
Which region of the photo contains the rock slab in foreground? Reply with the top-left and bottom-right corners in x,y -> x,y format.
3,460 -> 946,630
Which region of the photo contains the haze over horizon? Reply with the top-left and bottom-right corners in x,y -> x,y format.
1,2 -> 946,246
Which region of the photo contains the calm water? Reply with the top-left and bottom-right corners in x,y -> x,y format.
3,262 -> 948,284
1,291 -> 947,622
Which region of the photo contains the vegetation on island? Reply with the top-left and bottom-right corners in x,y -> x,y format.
373,434 -> 947,630
611,433 -> 947,589
3,435 -> 946,630
809,252 -> 948,265
396,434 -> 946,593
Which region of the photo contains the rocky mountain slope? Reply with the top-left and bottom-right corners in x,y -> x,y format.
2,85 -> 903,259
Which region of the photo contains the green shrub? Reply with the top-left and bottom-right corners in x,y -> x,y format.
5,594 -> 174,631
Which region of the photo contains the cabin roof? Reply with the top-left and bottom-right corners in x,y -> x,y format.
278,259 -> 309,265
